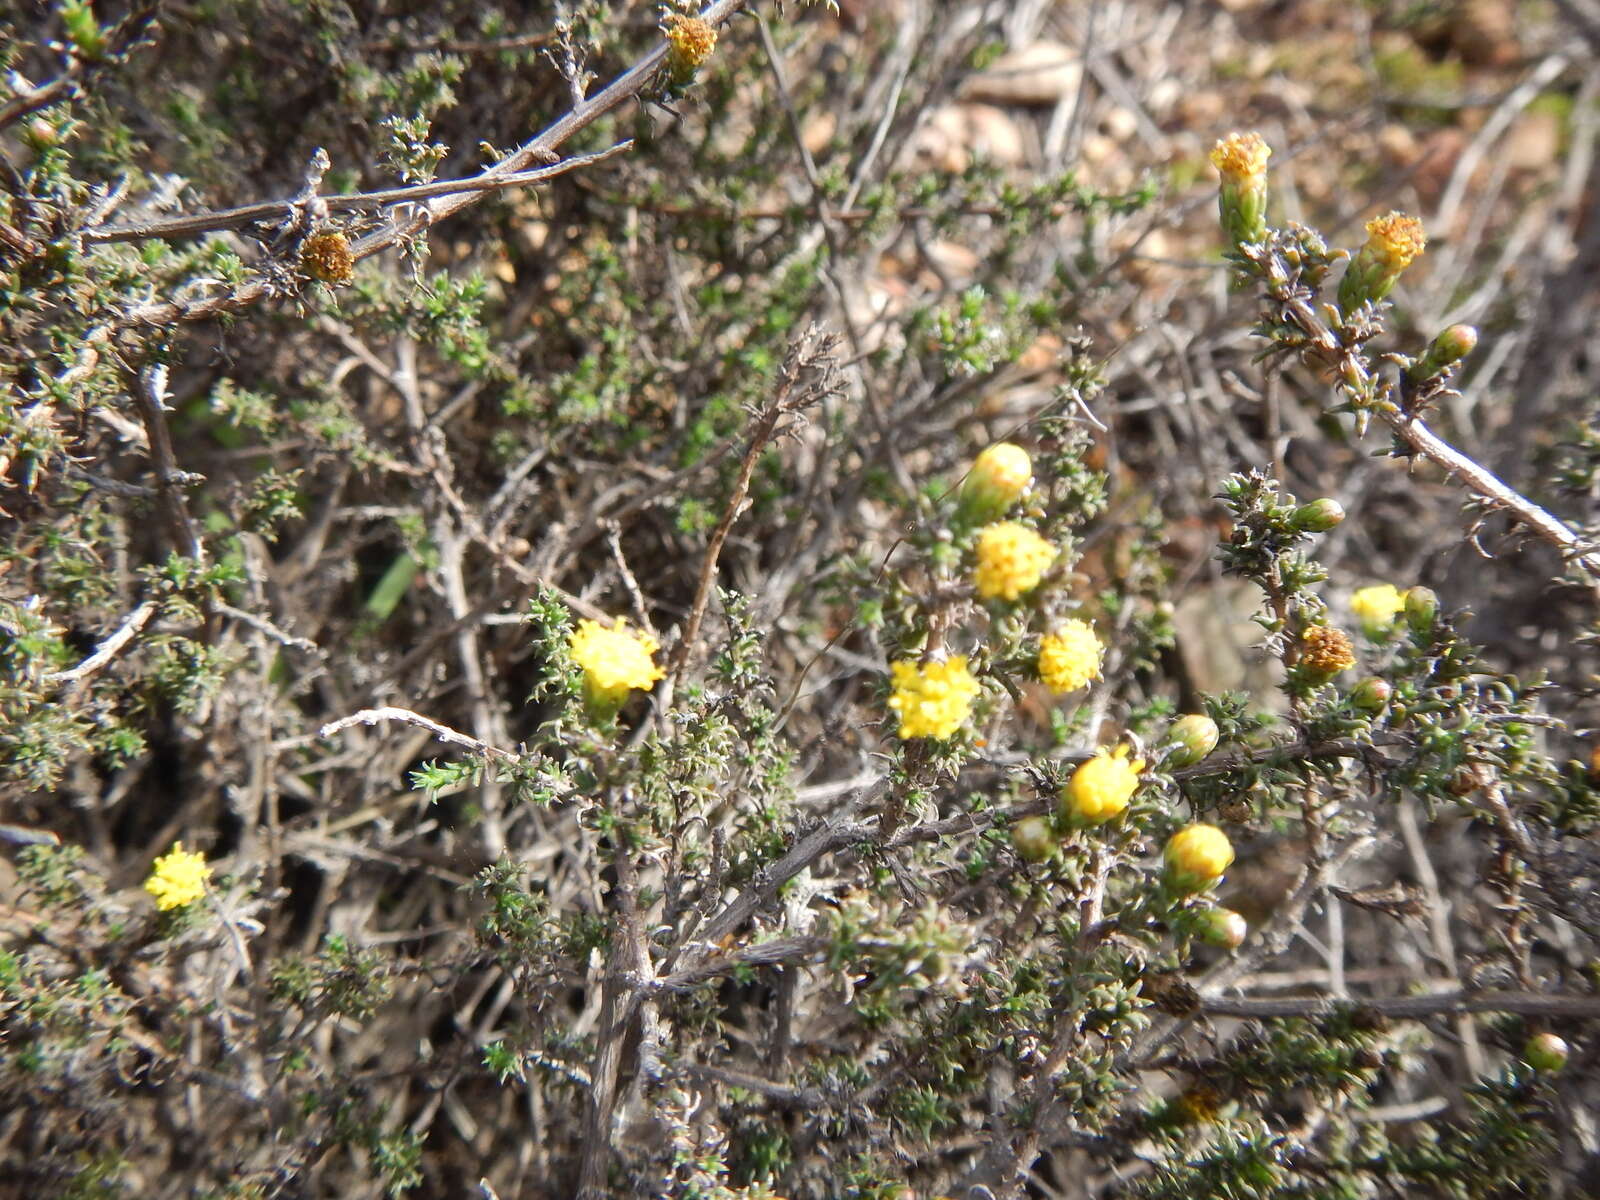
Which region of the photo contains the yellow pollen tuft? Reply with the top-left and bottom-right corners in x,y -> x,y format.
1300,624 -> 1357,674
662,12 -> 717,77
300,231 -> 355,284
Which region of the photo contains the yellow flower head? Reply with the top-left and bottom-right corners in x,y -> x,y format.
570,618 -> 664,710
887,656 -> 981,740
1363,212 -> 1426,272
1350,584 -> 1406,632
1211,132 -> 1273,248
974,522 -> 1056,602
662,12 -> 717,79
1300,624 -> 1356,675
1064,744 -> 1144,825
145,842 -> 212,911
961,443 -> 1032,519
1164,823 -> 1235,893
1037,620 -> 1103,694
1339,212 -> 1427,312
1209,132 -> 1271,184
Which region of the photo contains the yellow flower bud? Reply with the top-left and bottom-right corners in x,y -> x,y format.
1063,744 -> 1144,826
960,443 -> 1032,520
1164,823 -> 1234,893
1351,584 -> 1406,636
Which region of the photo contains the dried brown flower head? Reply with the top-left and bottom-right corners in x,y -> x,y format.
301,231 -> 355,285
1300,624 -> 1356,675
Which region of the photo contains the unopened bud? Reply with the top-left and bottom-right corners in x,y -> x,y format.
25,118 -> 58,149
1350,676 -> 1392,714
1196,906 -> 1248,949
1524,1032 -> 1570,1073
1411,324 -> 1479,382
960,443 -> 1032,521
1011,815 -> 1055,863
1164,715 -> 1220,768
1404,586 -> 1438,633
62,1 -> 108,60
1291,498 -> 1345,533
1164,824 -> 1235,894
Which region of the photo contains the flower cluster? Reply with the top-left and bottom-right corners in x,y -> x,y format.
887,656 -> 981,740
1064,744 -> 1144,825
145,842 -> 212,911
974,521 -> 1056,602
569,618 -> 664,712
1037,620 -> 1103,694
1210,131 -> 1271,183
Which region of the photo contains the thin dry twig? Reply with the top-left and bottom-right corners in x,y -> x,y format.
1201,988 -> 1600,1020
44,600 -> 158,686
123,362 -> 206,564
1272,288 -> 1600,584
115,0 -> 749,329
318,706 -> 521,765
668,326 -> 842,684
82,144 -> 632,246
